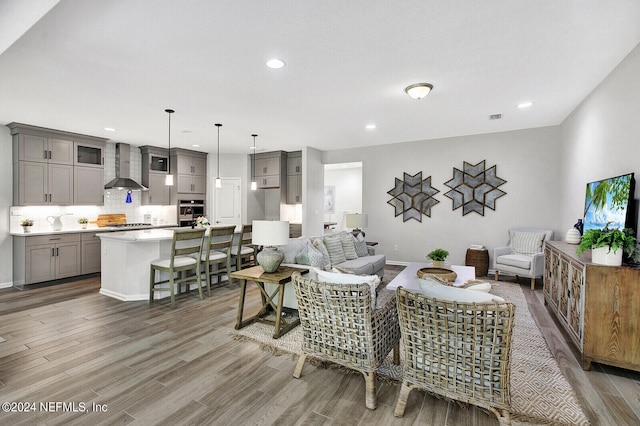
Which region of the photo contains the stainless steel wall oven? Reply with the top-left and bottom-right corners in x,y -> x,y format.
178,199 -> 205,227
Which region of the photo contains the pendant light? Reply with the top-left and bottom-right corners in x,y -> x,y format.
251,134 -> 258,191
165,109 -> 175,186
215,123 -> 222,188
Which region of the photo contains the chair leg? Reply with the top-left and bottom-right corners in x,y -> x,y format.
393,343 -> 400,365
394,381 -> 412,417
293,353 -> 307,378
169,272 -> 175,308
364,372 -> 377,409
495,271 -> 499,281
531,277 -> 535,290
149,266 -> 155,304
205,263 -> 212,297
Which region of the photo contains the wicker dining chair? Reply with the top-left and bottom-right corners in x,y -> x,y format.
291,272 -> 400,410
394,286 -> 515,425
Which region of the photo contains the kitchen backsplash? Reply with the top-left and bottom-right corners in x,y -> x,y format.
10,141 -> 176,233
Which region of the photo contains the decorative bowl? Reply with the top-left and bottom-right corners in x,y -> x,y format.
416,267 -> 457,284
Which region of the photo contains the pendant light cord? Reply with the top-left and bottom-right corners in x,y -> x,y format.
251,134 -> 257,182
165,109 -> 174,172
215,123 -> 222,180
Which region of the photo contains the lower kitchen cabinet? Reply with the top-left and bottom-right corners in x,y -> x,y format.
14,233 -> 82,285
81,232 -> 101,274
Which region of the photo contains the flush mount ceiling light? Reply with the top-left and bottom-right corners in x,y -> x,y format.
165,109 -> 175,186
517,101 -> 533,109
365,124 -> 376,130
104,127 -> 116,132
405,83 -> 433,100
266,58 -> 286,69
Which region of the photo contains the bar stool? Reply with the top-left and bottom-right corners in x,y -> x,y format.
199,225 -> 236,295
149,228 -> 206,308
231,224 -> 256,273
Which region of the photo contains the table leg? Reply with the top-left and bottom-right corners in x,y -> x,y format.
272,283 -> 285,338
235,278 -> 248,330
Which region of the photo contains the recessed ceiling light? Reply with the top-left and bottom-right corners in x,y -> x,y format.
365,124 -> 376,130
266,58 -> 286,69
104,127 -> 116,132
191,144 -> 200,148
518,101 -> 533,109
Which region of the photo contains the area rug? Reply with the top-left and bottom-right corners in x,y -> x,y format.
230,281 -> 589,426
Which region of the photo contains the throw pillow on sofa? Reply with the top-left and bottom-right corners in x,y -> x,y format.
317,269 -> 378,310
295,242 -> 326,269
354,233 -> 369,257
312,238 -> 332,271
341,233 -> 359,260
418,277 -> 505,304
324,234 -> 347,265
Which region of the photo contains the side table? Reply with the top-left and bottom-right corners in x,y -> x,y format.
231,265 -> 309,339
465,248 -> 489,277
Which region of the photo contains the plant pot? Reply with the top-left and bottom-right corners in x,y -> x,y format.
591,245 -> 623,266
22,226 -> 32,233
81,224 -> 87,229
431,260 -> 445,268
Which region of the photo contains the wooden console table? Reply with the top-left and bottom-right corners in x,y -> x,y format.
544,240 -> 640,372
231,265 -> 308,339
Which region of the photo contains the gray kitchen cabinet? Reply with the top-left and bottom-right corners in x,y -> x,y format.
74,166 -> 104,205
15,233 -> 82,285
140,145 -> 171,205
18,161 -> 73,205
81,232 -> 101,274
286,151 -> 302,204
170,148 -> 208,204
9,123 -> 108,206
17,134 -> 74,164
252,151 -> 286,189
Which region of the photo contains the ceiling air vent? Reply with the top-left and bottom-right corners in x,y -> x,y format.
489,113 -> 502,120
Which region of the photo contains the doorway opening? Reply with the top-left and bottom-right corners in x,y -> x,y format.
323,162 -> 363,232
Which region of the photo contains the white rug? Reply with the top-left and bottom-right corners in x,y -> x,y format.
230,281 -> 590,425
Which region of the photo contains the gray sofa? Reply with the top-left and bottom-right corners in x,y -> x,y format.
268,233 -> 386,309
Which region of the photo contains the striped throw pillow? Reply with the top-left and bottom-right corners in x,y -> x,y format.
341,233 -> 359,260
511,231 -> 545,255
324,234 -> 347,265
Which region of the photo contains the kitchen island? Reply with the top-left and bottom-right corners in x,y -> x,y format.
99,229 -> 177,301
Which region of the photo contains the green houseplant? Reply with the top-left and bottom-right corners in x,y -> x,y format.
576,223 -> 638,265
427,248 -> 449,267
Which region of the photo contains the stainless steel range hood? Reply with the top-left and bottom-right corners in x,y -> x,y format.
104,143 -> 147,190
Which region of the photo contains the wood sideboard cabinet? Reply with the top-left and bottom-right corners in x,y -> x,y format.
543,240 -> 640,372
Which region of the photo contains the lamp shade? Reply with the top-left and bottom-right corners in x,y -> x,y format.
252,220 -> 290,246
346,213 -> 368,229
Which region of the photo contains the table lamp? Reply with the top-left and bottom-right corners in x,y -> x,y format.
346,213 -> 368,237
252,220 -> 290,272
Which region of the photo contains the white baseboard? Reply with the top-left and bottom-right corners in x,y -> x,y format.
0,281 -> 13,289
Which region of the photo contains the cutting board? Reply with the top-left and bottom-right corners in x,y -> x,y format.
93,214 -> 127,227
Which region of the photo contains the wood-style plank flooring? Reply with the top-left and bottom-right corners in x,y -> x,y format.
0,267 -> 638,425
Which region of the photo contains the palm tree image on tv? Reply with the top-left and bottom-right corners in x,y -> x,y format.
583,174 -> 633,232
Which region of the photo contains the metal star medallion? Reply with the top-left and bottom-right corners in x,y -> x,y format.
444,160 -> 506,216
387,172 -> 440,222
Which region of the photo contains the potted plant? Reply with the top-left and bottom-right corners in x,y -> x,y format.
21,219 -> 34,233
427,248 -> 449,267
576,223 -> 638,266
78,217 -> 89,229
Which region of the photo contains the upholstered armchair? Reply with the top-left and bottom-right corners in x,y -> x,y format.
394,287 -> 515,425
291,272 -> 400,410
493,227 -> 553,290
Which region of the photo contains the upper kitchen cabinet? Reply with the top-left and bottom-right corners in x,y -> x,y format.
252,151 -> 286,189
140,145 -> 170,205
170,148 -> 208,202
286,151 -> 302,204
9,123 -> 108,206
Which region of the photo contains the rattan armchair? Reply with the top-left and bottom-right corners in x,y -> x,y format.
394,287 -> 515,425
291,272 -> 400,410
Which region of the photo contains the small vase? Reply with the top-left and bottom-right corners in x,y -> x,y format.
565,228 -> 581,244
22,226 -> 32,233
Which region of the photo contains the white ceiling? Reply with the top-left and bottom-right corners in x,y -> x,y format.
1,0 -> 639,155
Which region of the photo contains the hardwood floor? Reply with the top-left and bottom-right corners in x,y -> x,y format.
0,269 -> 638,425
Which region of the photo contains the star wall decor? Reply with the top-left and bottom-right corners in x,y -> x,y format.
387,171 -> 440,222
444,160 -> 506,216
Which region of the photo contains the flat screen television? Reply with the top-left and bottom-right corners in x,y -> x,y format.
583,172 -> 635,232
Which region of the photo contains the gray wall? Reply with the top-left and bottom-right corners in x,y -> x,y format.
323,126 -> 563,266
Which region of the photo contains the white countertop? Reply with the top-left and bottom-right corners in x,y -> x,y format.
10,224 -> 179,237
98,228 -> 176,242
